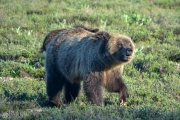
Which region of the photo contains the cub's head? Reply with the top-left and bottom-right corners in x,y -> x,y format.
108,34 -> 134,64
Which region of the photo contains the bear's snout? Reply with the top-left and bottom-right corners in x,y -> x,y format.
126,48 -> 133,56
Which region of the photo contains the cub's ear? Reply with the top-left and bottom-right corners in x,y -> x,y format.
91,31 -> 110,41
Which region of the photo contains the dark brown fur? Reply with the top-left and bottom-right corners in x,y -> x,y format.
44,26 -> 134,107
40,29 -> 67,53
40,25 -> 99,53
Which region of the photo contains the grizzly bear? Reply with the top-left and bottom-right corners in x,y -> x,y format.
45,26 -> 135,107
40,25 -> 99,53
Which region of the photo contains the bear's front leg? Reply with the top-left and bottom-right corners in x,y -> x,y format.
118,78 -> 128,105
105,76 -> 128,105
83,72 -> 104,106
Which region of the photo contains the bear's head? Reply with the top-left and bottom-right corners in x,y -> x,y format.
91,31 -> 134,65
108,34 -> 134,64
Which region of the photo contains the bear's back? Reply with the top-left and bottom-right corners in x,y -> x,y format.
46,27 -> 97,82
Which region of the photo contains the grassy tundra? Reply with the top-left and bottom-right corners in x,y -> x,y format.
0,0 -> 180,119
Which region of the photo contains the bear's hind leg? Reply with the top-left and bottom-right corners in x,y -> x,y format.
64,81 -> 81,103
46,70 -> 66,108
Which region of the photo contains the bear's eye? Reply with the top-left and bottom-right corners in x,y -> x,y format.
129,43 -> 132,48
118,43 -> 123,48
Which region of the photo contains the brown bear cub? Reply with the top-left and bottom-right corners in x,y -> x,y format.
44,26 -> 135,107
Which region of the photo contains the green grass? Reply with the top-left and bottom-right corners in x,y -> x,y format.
0,0 -> 180,119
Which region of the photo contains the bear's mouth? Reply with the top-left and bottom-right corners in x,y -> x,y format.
122,54 -> 132,62
122,55 -> 131,61
113,49 -> 133,62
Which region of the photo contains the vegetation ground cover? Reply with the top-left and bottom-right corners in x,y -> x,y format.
0,0 -> 180,119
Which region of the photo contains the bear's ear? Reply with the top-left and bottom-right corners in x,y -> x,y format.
91,31 -> 110,41
95,32 -> 111,55
102,31 -> 111,41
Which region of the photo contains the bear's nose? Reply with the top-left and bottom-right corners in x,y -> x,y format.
126,48 -> 132,56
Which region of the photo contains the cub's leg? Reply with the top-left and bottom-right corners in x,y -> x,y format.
64,81 -> 81,103
83,72 -> 104,106
46,68 -> 66,108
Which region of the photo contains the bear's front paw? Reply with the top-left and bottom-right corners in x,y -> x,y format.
120,100 -> 127,106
